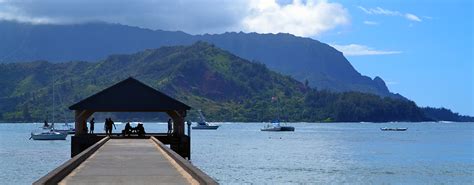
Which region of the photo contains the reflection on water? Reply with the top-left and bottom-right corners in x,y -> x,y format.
0,122 -> 473,184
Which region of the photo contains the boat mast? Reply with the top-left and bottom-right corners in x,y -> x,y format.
198,110 -> 206,123
276,97 -> 281,121
272,95 -> 281,122
55,77 -> 69,124
52,72 -> 55,127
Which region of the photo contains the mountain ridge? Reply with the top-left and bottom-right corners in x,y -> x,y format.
0,20 -> 399,99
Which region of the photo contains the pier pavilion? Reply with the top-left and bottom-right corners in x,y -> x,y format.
34,77 -> 216,184
69,77 -> 191,158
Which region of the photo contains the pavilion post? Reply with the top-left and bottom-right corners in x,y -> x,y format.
167,110 -> 186,137
74,110 -> 93,136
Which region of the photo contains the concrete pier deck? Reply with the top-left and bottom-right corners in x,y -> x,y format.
60,139 -> 197,185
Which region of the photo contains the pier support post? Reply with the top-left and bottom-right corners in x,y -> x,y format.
166,110 -> 190,159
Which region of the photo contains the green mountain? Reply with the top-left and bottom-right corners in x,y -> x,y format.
0,42 -> 430,122
0,21 -> 399,98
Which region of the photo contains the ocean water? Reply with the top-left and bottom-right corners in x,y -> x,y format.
0,122 -> 473,184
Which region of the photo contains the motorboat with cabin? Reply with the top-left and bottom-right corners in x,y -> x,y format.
192,110 -> 219,130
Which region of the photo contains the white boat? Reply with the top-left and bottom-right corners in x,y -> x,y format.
53,123 -> 75,134
261,120 -> 295,132
31,74 -> 70,139
192,122 -> 219,130
380,127 -> 408,131
192,110 -> 219,130
261,96 -> 294,132
30,129 -> 67,140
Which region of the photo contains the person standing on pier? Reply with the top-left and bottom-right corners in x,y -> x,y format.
104,118 -> 115,136
105,118 -> 116,136
167,118 -> 173,136
89,117 -> 95,134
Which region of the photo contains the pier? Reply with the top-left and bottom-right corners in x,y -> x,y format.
34,137 -> 216,184
34,78 -> 216,184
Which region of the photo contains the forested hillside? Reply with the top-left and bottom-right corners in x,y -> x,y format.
0,42 -> 429,122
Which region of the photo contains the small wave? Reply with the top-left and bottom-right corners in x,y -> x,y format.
439,121 -> 454,123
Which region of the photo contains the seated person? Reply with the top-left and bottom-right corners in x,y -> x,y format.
122,122 -> 132,136
136,123 -> 146,136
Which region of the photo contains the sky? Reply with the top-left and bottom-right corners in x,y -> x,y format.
0,0 -> 472,115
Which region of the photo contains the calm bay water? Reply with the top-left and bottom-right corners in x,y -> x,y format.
0,122 -> 473,184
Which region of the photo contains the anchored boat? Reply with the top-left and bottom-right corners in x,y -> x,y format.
54,123 -> 75,134
192,110 -> 219,130
380,127 -> 408,131
30,74 -> 68,140
30,129 -> 67,140
261,96 -> 294,132
261,120 -> 295,132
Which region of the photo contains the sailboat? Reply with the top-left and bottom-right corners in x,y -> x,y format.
52,81 -> 75,135
261,96 -> 295,132
192,110 -> 219,130
30,74 -> 68,140
261,120 -> 295,131
30,126 -> 67,140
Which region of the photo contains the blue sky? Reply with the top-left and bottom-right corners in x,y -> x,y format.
0,0 -> 472,115
316,0 -> 473,116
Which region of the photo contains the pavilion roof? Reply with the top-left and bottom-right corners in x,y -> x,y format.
69,77 -> 191,112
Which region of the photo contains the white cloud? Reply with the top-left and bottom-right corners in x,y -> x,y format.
423,16 -> 433,20
0,5 -> 56,24
330,44 -> 402,56
358,6 -> 423,22
363,20 -> 378,25
242,0 -> 350,37
405,13 -> 421,22
0,0 -> 350,37
357,6 -> 400,16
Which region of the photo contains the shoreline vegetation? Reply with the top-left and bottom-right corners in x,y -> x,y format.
1,42 -> 472,123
